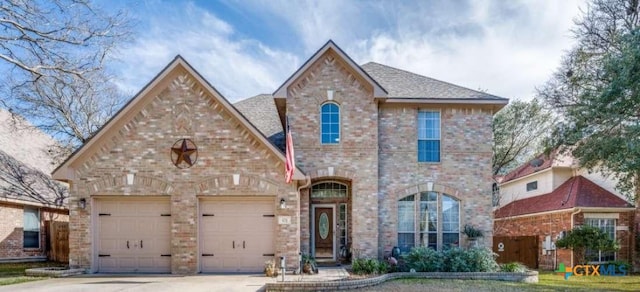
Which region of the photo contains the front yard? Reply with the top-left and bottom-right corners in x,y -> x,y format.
0,262 -> 66,286
351,271 -> 640,291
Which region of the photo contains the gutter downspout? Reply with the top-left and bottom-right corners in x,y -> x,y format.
570,208 -> 581,267
296,175 -> 311,274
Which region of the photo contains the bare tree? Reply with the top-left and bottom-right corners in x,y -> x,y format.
0,0 -> 132,164
0,150 -> 67,207
492,99 -> 555,175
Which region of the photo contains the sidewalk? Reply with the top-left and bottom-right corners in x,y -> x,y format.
277,266 -> 350,282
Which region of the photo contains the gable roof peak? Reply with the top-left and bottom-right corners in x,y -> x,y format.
273,40 -> 387,99
52,55 -> 305,182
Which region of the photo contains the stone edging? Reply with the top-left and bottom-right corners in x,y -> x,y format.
265,271 -> 539,291
25,267 -> 86,278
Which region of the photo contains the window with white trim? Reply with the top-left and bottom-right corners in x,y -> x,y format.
23,207 -> 40,248
585,218 -> 616,262
418,111 -> 440,162
397,192 -> 459,253
321,103 -> 340,144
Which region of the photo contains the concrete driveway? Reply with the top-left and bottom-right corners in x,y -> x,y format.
0,274 -> 279,292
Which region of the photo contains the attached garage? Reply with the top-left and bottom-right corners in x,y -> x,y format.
96,197 -> 171,273
200,197 -> 276,273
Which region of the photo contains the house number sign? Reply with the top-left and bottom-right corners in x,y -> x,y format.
319,213 -> 329,239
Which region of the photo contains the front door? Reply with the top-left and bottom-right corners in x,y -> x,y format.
314,206 -> 334,260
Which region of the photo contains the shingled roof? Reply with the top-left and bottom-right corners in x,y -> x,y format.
494,176 -> 633,218
233,94 -> 285,151
0,110 -> 67,207
360,62 -> 507,101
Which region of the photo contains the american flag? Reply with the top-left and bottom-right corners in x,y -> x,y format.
285,116 -> 295,184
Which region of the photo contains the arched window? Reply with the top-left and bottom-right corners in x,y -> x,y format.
397,192 -> 460,253
320,103 -> 340,144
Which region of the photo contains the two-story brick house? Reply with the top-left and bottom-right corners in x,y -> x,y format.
52,40 -> 507,274
494,151 -> 636,270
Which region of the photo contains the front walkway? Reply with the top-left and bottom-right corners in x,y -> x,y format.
279,266 -> 350,282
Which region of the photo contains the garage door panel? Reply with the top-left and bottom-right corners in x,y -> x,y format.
200,198 -> 275,273
97,198 -> 171,273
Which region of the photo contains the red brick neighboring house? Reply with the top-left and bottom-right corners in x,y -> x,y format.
0,110 -> 69,262
494,153 -> 636,270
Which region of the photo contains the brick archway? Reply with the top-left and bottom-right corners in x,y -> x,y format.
195,174 -> 280,196
394,182 -> 463,201
86,174 -> 174,196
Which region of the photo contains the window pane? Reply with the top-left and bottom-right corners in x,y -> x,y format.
398,196 -> 415,233
398,233 -> 415,253
420,192 -> 437,232
321,103 -> 340,144
418,140 -> 440,162
585,218 -> 616,262
311,182 -> 348,198
23,207 -> 39,248
442,195 -> 459,232
443,233 -> 459,248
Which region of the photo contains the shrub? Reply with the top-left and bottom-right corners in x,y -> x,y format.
500,262 -> 528,272
443,247 -> 470,272
463,224 -> 484,238
351,258 -> 388,275
402,246 -> 443,272
443,247 -> 499,272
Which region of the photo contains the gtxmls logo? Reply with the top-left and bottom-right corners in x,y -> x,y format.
555,263 -> 628,280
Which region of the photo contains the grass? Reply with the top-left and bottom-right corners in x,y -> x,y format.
350,271 -> 640,291
0,261 -> 66,286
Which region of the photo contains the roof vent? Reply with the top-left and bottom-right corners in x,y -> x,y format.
529,158 -> 544,168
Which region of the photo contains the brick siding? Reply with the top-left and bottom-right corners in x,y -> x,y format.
0,201 -> 68,259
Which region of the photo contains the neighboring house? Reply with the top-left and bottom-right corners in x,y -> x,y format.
52,40 -> 507,274
494,152 -> 636,270
0,110 -> 69,261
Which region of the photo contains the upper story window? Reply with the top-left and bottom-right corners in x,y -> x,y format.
418,111 -> 440,162
321,103 -> 340,144
23,207 -> 40,248
526,181 -> 538,191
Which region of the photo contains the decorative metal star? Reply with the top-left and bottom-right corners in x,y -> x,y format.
171,139 -> 197,168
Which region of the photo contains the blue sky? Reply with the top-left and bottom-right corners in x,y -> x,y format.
101,0 -> 586,103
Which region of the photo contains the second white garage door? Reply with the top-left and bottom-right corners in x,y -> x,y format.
200,197 -> 275,273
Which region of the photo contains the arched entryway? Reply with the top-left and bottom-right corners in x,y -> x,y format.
309,180 -> 351,262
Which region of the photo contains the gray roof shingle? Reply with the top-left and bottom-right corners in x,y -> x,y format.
233,94 -> 285,151
361,62 -> 507,100
235,62 -> 508,151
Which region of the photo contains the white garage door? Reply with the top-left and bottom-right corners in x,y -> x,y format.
200,197 -> 275,273
96,198 -> 171,273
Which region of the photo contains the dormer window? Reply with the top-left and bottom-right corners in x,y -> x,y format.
320,103 -> 340,144
526,181 -> 538,191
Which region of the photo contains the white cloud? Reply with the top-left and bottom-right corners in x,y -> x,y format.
346,0 -> 585,100
230,0 -> 585,100
111,0 -> 586,102
112,1 -> 299,102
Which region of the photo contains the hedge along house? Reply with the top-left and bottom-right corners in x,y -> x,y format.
52,40 -> 507,274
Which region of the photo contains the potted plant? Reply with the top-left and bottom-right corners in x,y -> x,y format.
264,260 -> 278,277
301,254 -> 317,274
463,224 -> 484,248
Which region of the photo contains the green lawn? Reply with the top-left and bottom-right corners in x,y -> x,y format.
351,271 -> 640,291
0,262 -> 66,286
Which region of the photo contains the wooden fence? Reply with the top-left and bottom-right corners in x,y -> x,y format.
493,236 -> 538,269
48,221 -> 69,263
